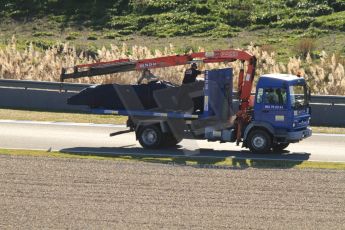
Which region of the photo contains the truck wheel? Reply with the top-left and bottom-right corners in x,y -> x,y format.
248,130 -> 272,154
137,125 -> 163,149
163,133 -> 182,147
272,143 -> 289,152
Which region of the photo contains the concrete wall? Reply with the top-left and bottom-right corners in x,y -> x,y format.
0,83 -> 344,127
310,104 -> 345,127
0,88 -> 89,112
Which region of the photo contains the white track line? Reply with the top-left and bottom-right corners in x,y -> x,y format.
2,147 -> 345,163
0,120 -> 125,128
312,133 -> 345,137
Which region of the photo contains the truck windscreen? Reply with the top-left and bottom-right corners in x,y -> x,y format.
289,84 -> 308,109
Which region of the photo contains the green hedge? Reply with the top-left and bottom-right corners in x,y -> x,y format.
312,11 -> 345,31
1,0 -> 344,37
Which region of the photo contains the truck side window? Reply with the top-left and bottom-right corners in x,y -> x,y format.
256,88 -> 264,103
264,88 -> 287,105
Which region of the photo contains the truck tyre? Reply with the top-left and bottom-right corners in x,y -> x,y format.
162,133 -> 182,147
137,125 -> 163,149
272,143 -> 289,152
248,129 -> 272,154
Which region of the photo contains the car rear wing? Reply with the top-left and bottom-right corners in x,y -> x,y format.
60,59 -> 137,82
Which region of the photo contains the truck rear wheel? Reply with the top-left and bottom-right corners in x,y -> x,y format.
248,130 -> 272,154
137,125 -> 163,149
272,143 -> 289,152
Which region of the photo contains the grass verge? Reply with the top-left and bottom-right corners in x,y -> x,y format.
1,108 -> 345,134
0,108 -> 127,124
311,126 -> 345,134
1,148 -> 345,170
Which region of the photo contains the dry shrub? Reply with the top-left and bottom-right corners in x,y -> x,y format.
0,36 -> 344,95
260,44 -> 275,55
294,38 -> 316,59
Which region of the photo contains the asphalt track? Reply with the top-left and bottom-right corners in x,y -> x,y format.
0,120 -> 344,162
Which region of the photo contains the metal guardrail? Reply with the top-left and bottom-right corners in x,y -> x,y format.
0,78 -> 344,126
0,78 -> 344,103
310,95 -> 345,105
0,79 -> 92,92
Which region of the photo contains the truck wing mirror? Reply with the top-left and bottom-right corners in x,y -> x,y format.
308,86 -> 312,102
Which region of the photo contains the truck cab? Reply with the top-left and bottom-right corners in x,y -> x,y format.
243,74 -> 312,153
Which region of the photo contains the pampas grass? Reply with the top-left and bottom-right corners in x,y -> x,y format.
0,36 -> 344,95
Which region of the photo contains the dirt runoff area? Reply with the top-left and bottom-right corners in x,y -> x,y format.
0,155 -> 344,229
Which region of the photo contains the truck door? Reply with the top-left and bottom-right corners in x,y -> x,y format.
254,87 -> 291,129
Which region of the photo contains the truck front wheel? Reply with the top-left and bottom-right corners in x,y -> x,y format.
248,130 -> 272,154
137,125 -> 163,149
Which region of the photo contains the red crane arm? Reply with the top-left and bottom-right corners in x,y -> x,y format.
61,50 -> 256,92
135,55 -> 193,70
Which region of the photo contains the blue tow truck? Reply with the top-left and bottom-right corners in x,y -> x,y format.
61,50 -> 312,153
